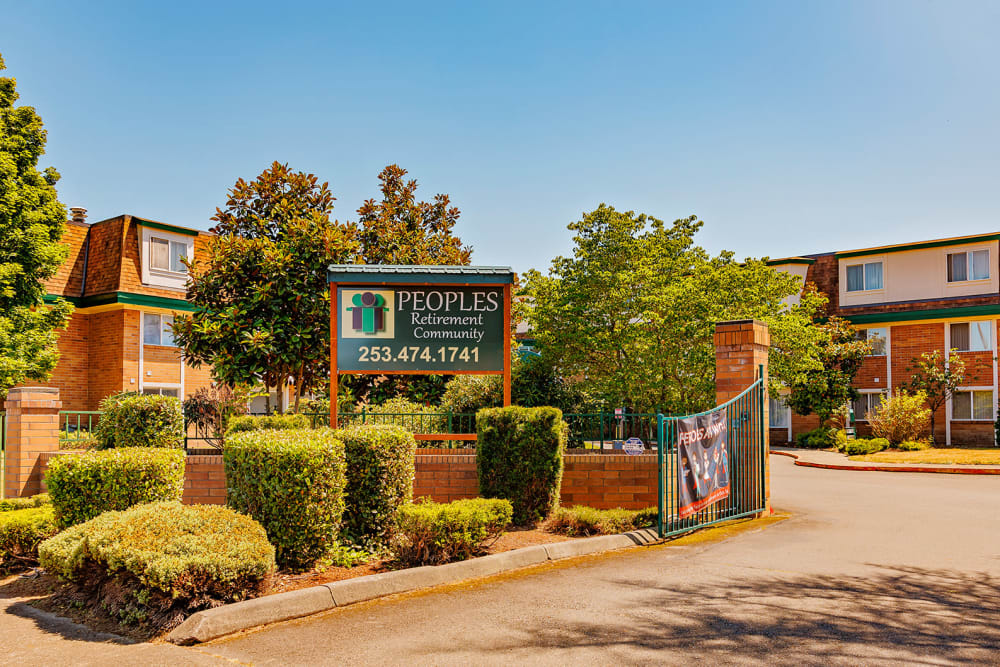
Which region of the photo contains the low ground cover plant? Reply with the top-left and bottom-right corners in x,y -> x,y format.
795,426 -> 836,449
225,413 -> 312,435
477,406 -> 567,525
393,498 -> 513,566
225,428 -> 347,570
93,391 -> 184,449
0,497 -> 57,572
38,501 -> 274,632
897,439 -> 930,451
867,391 -> 931,445
46,448 -> 185,528
337,424 -> 416,549
544,505 -> 657,536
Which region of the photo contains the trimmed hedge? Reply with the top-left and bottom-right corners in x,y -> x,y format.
477,406 -> 567,525
225,428 -> 347,570
38,501 -> 274,630
225,413 -> 312,435
0,505 -> 57,572
545,505 -> 657,537
394,498 -> 513,565
93,391 -> 184,449
46,448 -> 185,528
796,426 -> 836,449
0,493 -> 50,512
843,437 -> 890,456
337,424 -> 416,549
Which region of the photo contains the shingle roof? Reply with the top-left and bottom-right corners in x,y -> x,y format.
327,265 -> 514,284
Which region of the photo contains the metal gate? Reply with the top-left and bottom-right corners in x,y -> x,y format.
656,368 -> 767,538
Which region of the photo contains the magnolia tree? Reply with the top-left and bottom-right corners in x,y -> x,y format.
0,54 -> 73,396
524,205 -> 828,414
906,349 -> 965,443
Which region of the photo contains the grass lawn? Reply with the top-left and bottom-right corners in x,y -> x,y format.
850,448 -> 1000,465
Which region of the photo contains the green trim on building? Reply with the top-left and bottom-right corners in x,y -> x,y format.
845,304 -> 1000,325
45,291 -> 194,312
766,258 -> 815,266
42,294 -> 82,306
836,233 -> 1000,259
135,218 -> 201,237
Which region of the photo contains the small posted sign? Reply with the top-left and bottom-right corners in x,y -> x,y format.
676,408 -> 730,519
623,437 -> 645,455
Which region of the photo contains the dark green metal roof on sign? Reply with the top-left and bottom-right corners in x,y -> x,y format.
328,265 -> 514,285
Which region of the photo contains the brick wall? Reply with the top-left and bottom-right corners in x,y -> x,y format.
560,454 -> 656,509
412,453 -> 478,502
957,350 -> 993,386
855,355 -> 888,390
183,456 -> 227,505
890,322 -> 945,387
43,221 -> 89,297
144,344 -> 182,384
25,312 -> 91,412
88,310 -> 127,409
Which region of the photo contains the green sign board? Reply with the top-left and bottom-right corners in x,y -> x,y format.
336,286 -> 505,373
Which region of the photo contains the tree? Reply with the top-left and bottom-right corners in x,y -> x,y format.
784,315 -> 872,423
905,349 -> 965,443
0,53 -> 73,396
524,204 -> 820,413
357,164 -> 471,265
173,163 -> 358,412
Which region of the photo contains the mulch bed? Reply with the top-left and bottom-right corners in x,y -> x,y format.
2,527 -> 577,642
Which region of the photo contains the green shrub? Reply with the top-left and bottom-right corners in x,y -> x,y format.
59,435 -> 97,451
225,413 -> 312,435
898,439 -> 930,451
46,448 -> 185,528
868,391 -> 931,445
439,375 -> 502,414
843,438 -> 890,456
337,424 -> 416,549
795,426 -> 836,449
0,505 -> 57,572
38,501 -> 274,629
477,406 -> 567,525
225,428 -> 347,570
544,505 -> 657,537
357,397 -> 446,434
834,429 -> 849,452
0,493 -> 50,512
93,391 -> 184,449
393,498 -> 513,565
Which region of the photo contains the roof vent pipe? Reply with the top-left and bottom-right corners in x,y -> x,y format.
69,207 -> 87,224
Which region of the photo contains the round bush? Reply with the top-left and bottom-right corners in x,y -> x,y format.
224,413 -> 312,436
46,448 -> 185,528
337,424 -> 416,548
93,391 -> 184,449
224,428 -> 347,570
0,505 -> 57,572
38,501 -> 274,630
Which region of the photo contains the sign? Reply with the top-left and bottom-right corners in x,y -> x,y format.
614,407 -> 624,421
336,286 -> 505,373
676,408 -> 730,519
623,437 -> 645,455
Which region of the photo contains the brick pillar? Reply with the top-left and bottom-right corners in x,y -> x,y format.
714,320 -> 771,516
4,387 -> 62,498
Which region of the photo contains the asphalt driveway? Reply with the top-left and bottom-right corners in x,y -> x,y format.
198,456 -> 1000,665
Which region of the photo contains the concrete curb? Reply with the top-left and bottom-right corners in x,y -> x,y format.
772,449 -> 1000,475
168,529 -> 661,645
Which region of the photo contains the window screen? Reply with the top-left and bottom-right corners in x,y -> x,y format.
953,390 -> 993,420
970,321 -> 991,351
150,238 -> 170,270
170,241 -> 187,273
769,398 -> 789,428
951,323 -> 970,351
161,315 -> 175,347
972,250 -> 990,280
143,314 -> 161,345
846,265 -> 864,292
864,262 -> 883,290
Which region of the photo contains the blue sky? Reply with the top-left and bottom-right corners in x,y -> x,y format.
3,1 -> 999,273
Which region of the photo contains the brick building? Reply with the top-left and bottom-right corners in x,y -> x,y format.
25,209 -> 215,411
769,232 -> 1000,446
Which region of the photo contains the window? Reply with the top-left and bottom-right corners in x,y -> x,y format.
856,327 -> 887,356
143,313 -> 175,346
851,392 -> 885,422
947,249 -> 989,282
952,390 -> 993,420
142,387 -> 179,398
150,236 -> 188,273
768,397 -> 789,428
950,321 -> 991,352
846,261 -> 883,292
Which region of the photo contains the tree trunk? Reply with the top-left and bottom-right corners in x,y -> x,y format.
293,361 -> 305,413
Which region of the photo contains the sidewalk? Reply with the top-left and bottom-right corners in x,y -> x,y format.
772,447 -> 1000,475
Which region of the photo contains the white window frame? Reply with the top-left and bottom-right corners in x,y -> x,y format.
845,261 -> 884,293
143,312 -> 176,347
946,248 -> 990,284
140,226 -> 194,290
950,387 -> 994,421
949,321 -> 992,353
851,391 -> 886,423
768,396 -> 790,429
141,384 -> 181,398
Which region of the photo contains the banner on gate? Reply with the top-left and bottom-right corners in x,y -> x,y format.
676,408 -> 730,519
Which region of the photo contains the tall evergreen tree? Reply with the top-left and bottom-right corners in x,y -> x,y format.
0,54 -> 73,396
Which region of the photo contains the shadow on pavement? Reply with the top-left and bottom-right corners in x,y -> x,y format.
465,564 -> 1000,664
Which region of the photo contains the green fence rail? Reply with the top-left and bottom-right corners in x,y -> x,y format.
59,411 -> 102,441
656,368 -> 767,539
